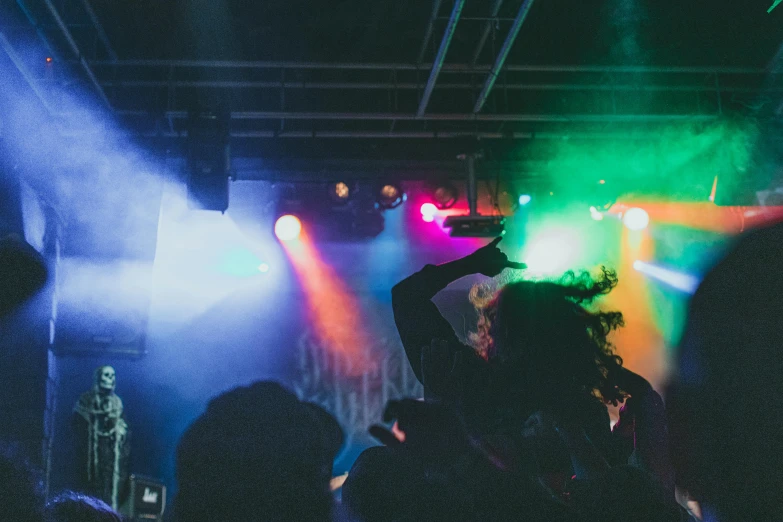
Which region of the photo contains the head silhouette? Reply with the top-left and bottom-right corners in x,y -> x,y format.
0,443 -> 43,522
668,222 -> 783,520
175,381 -> 342,522
44,491 -> 120,522
471,267 -> 626,405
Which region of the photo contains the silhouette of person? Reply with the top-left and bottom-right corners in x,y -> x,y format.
175,381 -> 343,522
667,221 -> 783,521
392,237 -> 627,476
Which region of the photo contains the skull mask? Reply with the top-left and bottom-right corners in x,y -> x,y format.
95,366 -> 116,393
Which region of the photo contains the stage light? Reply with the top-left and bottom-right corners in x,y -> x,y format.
518,194 -> 532,206
274,215 -> 302,241
443,215 -> 505,237
258,263 -> 270,273
432,183 -> 458,210
590,206 -> 604,221
420,203 -> 437,222
45,56 -> 53,63
623,207 -> 650,231
377,183 -> 405,210
329,181 -> 352,204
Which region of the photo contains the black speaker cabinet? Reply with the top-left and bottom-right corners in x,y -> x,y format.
123,474 -> 165,521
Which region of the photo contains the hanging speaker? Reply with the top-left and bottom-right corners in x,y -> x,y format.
186,111 -> 231,212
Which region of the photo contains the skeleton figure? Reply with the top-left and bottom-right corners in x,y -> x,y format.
73,366 -> 130,510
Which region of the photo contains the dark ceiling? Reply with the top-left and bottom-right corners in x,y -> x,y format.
10,0 -> 783,65
4,0 -> 783,67
2,0 -> 783,177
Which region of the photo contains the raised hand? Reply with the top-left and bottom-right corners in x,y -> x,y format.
465,237 -> 526,277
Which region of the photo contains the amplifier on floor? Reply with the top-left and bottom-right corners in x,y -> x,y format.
124,474 -> 165,520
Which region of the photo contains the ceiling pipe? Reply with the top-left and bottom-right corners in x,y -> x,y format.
471,0 -> 505,65
14,0 -> 61,61
417,0 -> 444,64
66,128 -> 771,141
118,110 -> 719,123
78,0 -> 118,61
0,32 -> 55,114
38,0 -> 112,108
473,0 -> 536,113
98,79 -> 776,94
115,130 -> 534,139
86,59 -> 767,75
416,0 -> 466,117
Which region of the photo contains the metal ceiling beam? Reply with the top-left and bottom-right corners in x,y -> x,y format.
134,130 -> 536,139
118,109 -> 719,123
0,32 -> 55,114
78,0 -> 118,61
14,0 -> 61,61
87,59 -> 767,75
471,0 -> 505,65
36,0 -> 112,108
99,79 -> 779,94
89,128 -> 739,141
417,0 -> 444,64
473,0 -> 536,113
417,0 -> 466,116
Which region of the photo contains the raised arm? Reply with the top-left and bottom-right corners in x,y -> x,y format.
391,258 -> 475,383
391,237 -> 525,385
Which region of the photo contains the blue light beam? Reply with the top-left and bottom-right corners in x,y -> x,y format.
633,260 -> 701,294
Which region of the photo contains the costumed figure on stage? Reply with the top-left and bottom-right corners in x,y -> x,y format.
73,365 -> 130,510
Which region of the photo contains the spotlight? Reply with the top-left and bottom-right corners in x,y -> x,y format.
431,183 -> 458,210
258,263 -> 270,273
329,181 -> 352,204
376,183 -> 405,210
623,207 -> 650,231
420,203 -> 437,222
518,194 -> 532,206
274,215 -> 302,241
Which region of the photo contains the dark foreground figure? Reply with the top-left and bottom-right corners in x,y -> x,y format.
174,381 -> 343,522
667,221 -> 783,521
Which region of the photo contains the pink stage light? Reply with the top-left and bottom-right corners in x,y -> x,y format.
420,203 -> 437,222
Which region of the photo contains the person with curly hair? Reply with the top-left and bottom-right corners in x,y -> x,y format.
392,237 -> 629,474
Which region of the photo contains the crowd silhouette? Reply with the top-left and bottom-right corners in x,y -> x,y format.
1,221 -> 782,521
